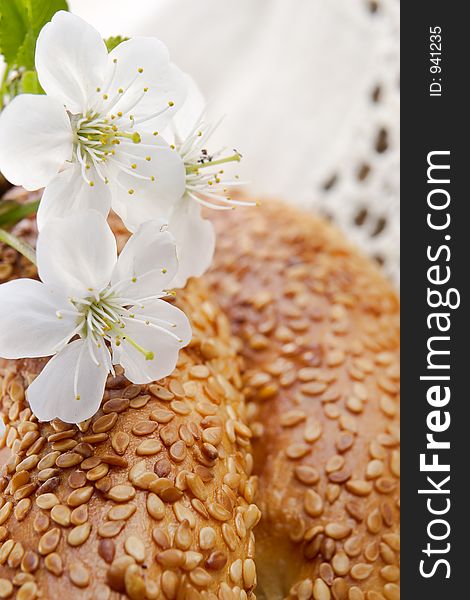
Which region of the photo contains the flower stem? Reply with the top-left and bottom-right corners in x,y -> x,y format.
0,228 -> 37,266
0,68 -> 9,110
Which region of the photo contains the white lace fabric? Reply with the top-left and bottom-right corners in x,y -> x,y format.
70,0 -> 400,285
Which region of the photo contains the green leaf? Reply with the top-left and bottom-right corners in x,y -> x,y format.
15,30 -> 35,69
0,198 -> 40,228
105,35 -> 129,52
0,0 -> 69,68
21,69 -> 43,93
0,0 -> 29,65
27,0 -> 69,36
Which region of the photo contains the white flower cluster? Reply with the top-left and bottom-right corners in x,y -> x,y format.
0,12 -> 247,424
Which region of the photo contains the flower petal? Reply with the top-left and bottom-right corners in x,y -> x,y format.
110,133 -> 185,231
112,220 -> 177,300
37,210 -> 117,298
37,164 -> 112,230
105,38 -> 187,129
113,300 -> 191,384
0,279 -> 77,359
0,94 -> 72,190
35,11 -> 108,113
27,339 -> 108,423
169,197 -> 215,288
173,74 -> 206,141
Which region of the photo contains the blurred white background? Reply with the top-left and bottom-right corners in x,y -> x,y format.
70,0 -> 399,283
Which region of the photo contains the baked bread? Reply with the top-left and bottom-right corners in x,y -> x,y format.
208,200 -> 400,600
0,191 -> 400,600
0,213 -> 260,600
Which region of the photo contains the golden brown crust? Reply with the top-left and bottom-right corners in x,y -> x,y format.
207,200 -> 400,600
0,215 -> 259,600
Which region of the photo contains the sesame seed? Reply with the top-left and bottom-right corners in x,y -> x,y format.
346,479 -> 373,496
103,397 -> 130,413
50,504 -> 71,527
107,484 -> 136,503
124,535 -> 145,563
131,420 -> 158,436
98,539 -> 116,563
107,555 -> 135,592
324,523 -> 352,540
199,526 -> 217,550
14,498 -> 31,522
325,454 -> 345,473
304,490 -> 324,517
111,431 -> 130,455
98,521 -> 125,539
108,503 -> 136,521
71,505 -> 88,526
364,540 -> 380,562
149,384 -> 174,401
189,566 -> 213,587
222,523 -> 238,552
92,412 -> 118,433
16,582 -> 38,600
280,409 -> 307,427
313,577 -> 331,600
67,486 -> 93,507
36,493 -> 59,510
0,503 -> 13,525
124,564 -> 146,598
174,520 -> 192,550
157,548 -> 185,568
69,562 -> 90,587
67,523 -> 91,547
0,579 -> 13,598
350,563 -> 374,580
205,550 -> 227,571
146,493 -> 165,520
383,583 -> 400,600
286,442 -> 311,460
136,439 -> 162,456
38,527 -> 61,555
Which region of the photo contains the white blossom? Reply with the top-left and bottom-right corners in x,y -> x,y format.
0,11 -> 188,232
164,78 -> 253,288
0,210 -> 191,423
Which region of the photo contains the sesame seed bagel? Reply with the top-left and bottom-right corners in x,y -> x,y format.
0,211 -> 260,600
207,200 -> 400,600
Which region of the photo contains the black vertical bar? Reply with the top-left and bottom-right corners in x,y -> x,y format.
402,3 -> 467,597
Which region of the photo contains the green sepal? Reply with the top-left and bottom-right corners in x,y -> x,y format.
105,35 -> 129,52
21,69 -> 43,94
